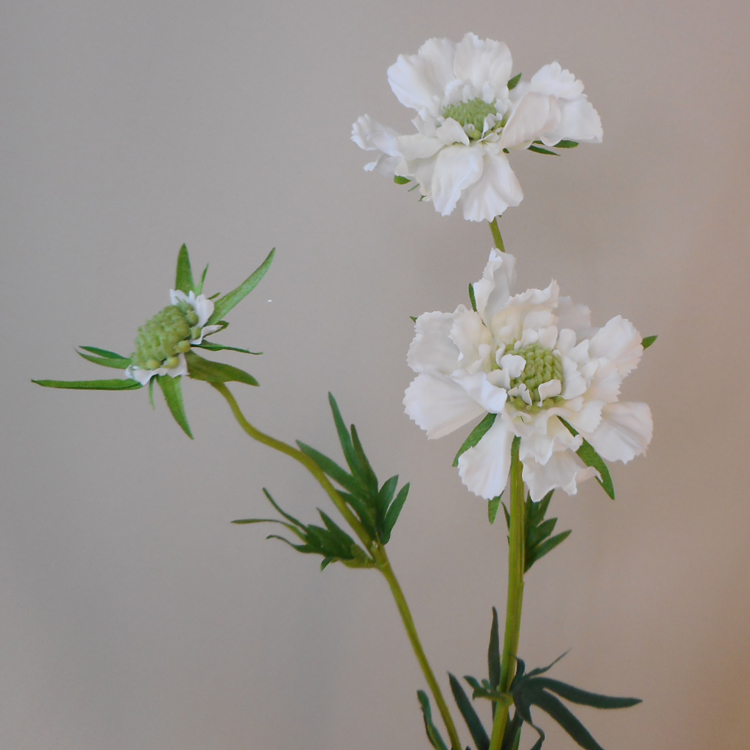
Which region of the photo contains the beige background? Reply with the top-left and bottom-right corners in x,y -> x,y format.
4,1 -> 750,748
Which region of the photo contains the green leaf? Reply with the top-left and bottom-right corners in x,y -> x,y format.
525,531 -> 572,572
507,72 -> 522,90
296,441 -> 367,498
417,691 -> 449,750
374,474 -> 398,519
488,607 -> 501,689
528,145 -> 558,156
642,335 -> 657,350
156,375 -> 193,438
196,264 -> 209,294
148,377 -> 156,408
530,678 -> 640,710
453,413 -> 497,466
328,393 -> 359,475
394,175 -> 411,185
410,315 -> 418,323
383,482 -> 409,542
469,283 -> 477,312
32,378 -> 142,390
194,342 -> 262,355
527,689 -> 606,750
78,345 -> 129,360
76,349 -> 131,369
554,140 -> 579,148
488,494 -> 503,524
207,248 -> 275,324
350,424 -> 379,493
449,673 -> 490,750
559,418 -> 615,499
185,350 -> 259,386
175,244 -> 195,293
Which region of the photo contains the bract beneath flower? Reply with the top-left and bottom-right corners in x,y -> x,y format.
403,250 -> 652,500
353,33 -> 602,222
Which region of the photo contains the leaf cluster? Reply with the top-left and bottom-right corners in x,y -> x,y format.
420,610 -> 640,750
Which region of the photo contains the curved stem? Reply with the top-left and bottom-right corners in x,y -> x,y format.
374,547 -> 463,750
212,383 -> 462,750
489,217 -> 506,253
489,439 -> 525,750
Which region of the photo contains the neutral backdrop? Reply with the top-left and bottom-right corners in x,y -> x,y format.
4,2 -> 749,749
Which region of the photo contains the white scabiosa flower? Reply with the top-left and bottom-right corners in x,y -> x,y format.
353,33 -> 602,222
404,250 -> 651,500
125,290 -> 223,385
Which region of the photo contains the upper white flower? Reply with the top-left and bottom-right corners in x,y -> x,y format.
125,290 -> 222,385
404,250 -> 651,500
353,33 -> 602,222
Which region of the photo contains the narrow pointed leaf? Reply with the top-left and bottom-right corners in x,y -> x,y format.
469,283 -> 477,312
327,393 -> 359,474
375,475 -> 398,518
642,335 -> 657,350
197,264 -> 209,294
488,493 -> 503,524
175,244 -> 195,293
528,144 -> 558,155
453,413 -> 497,466
507,72 -> 522,90
148,377 -> 156,408
394,175 -> 411,185
488,607 -> 501,688
528,690 -> 605,750
530,678 -> 640,709
186,351 -> 258,386
76,349 -> 131,369
553,139 -> 579,148
524,652 -> 569,679
260,487 -> 306,528
79,345 -> 129,360
449,673 -> 490,750
296,441 -> 367,497
417,691 -> 449,750
350,424 -> 379,492
207,248 -> 275,324
156,375 -> 192,438
526,531 -> 572,572
195,342 -> 262,355
32,378 -> 142,390
559,418 -> 615,499
500,713 -> 524,750
383,483 -> 409,541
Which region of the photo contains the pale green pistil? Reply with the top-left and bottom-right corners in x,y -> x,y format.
131,304 -> 196,370
443,98 -> 498,140
508,343 -> 564,412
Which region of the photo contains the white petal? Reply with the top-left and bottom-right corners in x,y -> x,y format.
457,419 -> 514,499
473,249 -> 517,324
387,37 -> 457,116
556,296 -> 593,336
431,144 -> 484,216
588,316 -> 643,377
541,97 -> 602,146
586,402 -> 652,463
499,92 -> 561,150
351,115 -> 404,176
459,147 -> 523,222
191,294 -> 215,328
523,450 -> 598,501
529,62 -> 584,99
407,312 -> 461,374
538,379 -> 562,401
404,373 -> 486,439
397,133 -> 444,161
450,308 -> 493,368
436,118 -> 470,146
499,353 -> 526,379
452,33 -> 513,103
452,371 -> 508,414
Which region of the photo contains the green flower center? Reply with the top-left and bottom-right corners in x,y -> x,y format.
443,98 -> 498,140
507,343 -> 564,413
131,304 -> 199,370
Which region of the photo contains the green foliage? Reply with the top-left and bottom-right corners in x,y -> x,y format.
32,378 -> 142,390
175,244 -> 195,293
559,418 -> 615,499
488,493 -> 503,524
417,691 -> 449,750
468,283 -> 477,312
528,145 -> 558,156
507,72 -> 522,90
554,140 -> 579,148
207,247 -> 275,325
394,175 -> 411,185
642,335 -> 657,350
194,342 -> 262,355
453,413 -> 497,467
185,351 -> 259,386
156,374 -> 192,438
233,489 -> 374,571
297,394 -> 410,545
502,490 -> 571,572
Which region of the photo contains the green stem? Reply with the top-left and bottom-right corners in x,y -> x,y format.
489,439 -> 525,750
489,217 -> 506,252
374,548 -> 463,750
212,383 -> 462,750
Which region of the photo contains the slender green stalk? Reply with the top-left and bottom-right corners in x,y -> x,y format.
212,382 -> 462,750
489,217 -> 506,252
489,440 -> 525,750
374,548 -> 463,750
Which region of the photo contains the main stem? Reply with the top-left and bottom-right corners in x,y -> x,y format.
212,383 -> 462,750
489,217 -> 506,253
489,439 -> 525,750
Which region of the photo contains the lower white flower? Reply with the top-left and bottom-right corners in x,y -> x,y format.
404,251 -> 652,500
124,290 -> 223,385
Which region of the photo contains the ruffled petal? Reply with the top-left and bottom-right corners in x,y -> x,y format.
452,371 -> 508,414
586,402 -> 652,463
541,97 -> 602,146
404,373 -> 486,439
499,92 -> 561,150
588,315 -> 643,377
436,118 -> 470,146
457,419 -> 515,499
351,115 -> 404,176
523,450 -> 598,501
556,296 -> 593,337
431,144 -> 485,216
529,62 -> 584,99
387,37 -> 457,116
407,312 -> 461,374
452,33 -> 513,104
472,249 -> 517,325
450,308 -> 493,368
459,146 -> 523,222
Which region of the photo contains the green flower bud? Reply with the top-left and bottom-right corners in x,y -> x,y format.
508,343 -> 564,411
131,305 -> 192,370
443,98 -> 498,140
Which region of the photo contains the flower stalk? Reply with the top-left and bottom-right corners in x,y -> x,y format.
489,438 -> 525,750
211,382 -> 462,750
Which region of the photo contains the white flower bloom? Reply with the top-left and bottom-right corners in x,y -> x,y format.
125,290 -> 222,385
353,33 -> 602,222
404,250 -> 651,500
